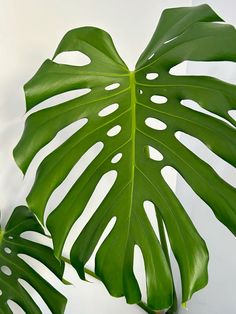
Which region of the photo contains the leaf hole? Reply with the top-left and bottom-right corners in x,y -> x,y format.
145,117 -> 167,130
161,166 -> 178,192
23,117 -> 89,198
7,301 -> 26,314
27,88 -> 91,116
1,266 -> 12,276
175,131 -> 236,187
62,170 -> 118,256
148,53 -> 155,60
150,95 -> 167,104
87,217 -> 117,273
4,247 -> 12,254
8,236 -> 13,240
107,125 -> 121,137
139,89 -> 143,95
18,278 -> 52,313
146,73 -> 159,80
170,61 -> 236,84
105,83 -> 120,91
17,254 -> 64,293
45,142 -> 104,219
98,103 -> 119,117
143,201 -> 160,240
164,36 -> 178,44
54,51 -> 91,66
133,245 -> 147,303
228,110 -> 236,121
111,153 -> 122,164
181,99 -> 234,127
20,231 -> 51,246
0,290 -> 2,296
169,61 -> 188,76
148,146 -> 163,161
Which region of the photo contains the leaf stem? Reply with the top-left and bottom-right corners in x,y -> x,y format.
0,228 -> 4,243
61,256 -> 100,280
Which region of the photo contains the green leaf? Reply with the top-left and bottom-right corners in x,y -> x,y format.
0,206 -> 66,313
14,4 -> 236,311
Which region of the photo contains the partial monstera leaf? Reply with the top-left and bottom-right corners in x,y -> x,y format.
0,206 -> 66,313
14,4 -> 236,311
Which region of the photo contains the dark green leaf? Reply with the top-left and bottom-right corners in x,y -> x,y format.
0,206 -> 66,313
14,4 -> 236,311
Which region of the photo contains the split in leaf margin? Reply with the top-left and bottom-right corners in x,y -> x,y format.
12,4 -> 236,313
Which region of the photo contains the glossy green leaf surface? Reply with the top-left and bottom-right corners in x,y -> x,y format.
14,4 -> 236,311
0,206 -> 66,313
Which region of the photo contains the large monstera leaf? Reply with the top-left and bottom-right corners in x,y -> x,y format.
14,4 -> 236,311
0,206 -> 66,313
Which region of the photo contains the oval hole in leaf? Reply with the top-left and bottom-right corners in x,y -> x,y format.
7,301 -> 25,314
4,247 -> 11,254
164,36 -> 178,44
148,53 -> 155,60
148,146 -> 164,161
145,117 -> 167,130
105,83 -> 120,91
54,51 -> 91,66
111,153 -> 122,164
107,125 -> 121,137
146,73 -> 159,80
0,290 -> 2,296
8,236 -> 13,240
1,266 -> 12,276
98,103 -> 119,117
139,89 -> 143,95
150,95 -> 167,104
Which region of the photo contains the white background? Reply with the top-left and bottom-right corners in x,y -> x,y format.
0,0 -> 236,313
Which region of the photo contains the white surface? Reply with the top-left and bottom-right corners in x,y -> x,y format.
0,1 -> 236,313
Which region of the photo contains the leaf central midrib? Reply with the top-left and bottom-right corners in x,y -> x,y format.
119,71 -> 136,276
0,229 -> 4,244
129,71 -> 137,217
